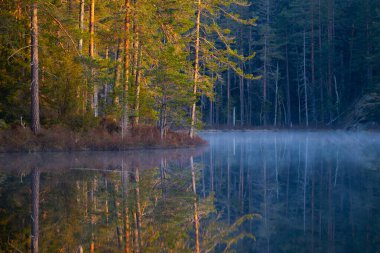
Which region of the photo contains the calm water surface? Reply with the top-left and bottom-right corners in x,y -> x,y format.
1,131 -> 380,252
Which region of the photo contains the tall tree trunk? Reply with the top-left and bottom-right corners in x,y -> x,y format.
239,75 -> 244,126
160,93 -> 167,139
304,29 -> 309,126
190,0 -> 201,138
122,0 -> 131,138
285,33 -> 292,126
89,0 -> 98,117
31,2 -> 40,134
131,0 -> 141,127
365,0 -> 373,88
31,168 -> 40,253
262,35 -> 268,126
79,0 -> 84,53
310,0 -> 316,124
318,0 -> 324,123
114,40 -> 123,106
274,62 -> 279,126
133,48 -> 142,127
89,0 -> 95,57
239,29 -> 244,127
327,0 -> 334,121
227,68 -> 231,127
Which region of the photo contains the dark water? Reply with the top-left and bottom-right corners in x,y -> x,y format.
1,131 -> 380,253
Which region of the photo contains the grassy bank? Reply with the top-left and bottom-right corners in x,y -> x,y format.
0,126 -> 206,153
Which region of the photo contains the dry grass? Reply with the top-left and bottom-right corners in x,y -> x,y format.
0,126 -> 207,153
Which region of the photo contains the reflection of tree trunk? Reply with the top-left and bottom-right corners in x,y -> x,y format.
275,136 -> 279,199
304,137 -> 309,234
122,164 -> 131,253
90,241 -> 95,253
31,168 -> 40,253
134,167 -> 142,252
114,182 -> 123,249
90,177 -> 96,253
202,161 -> 206,199
239,145 -> 244,210
105,178 -> 109,226
77,245 -> 83,253
133,212 -> 139,253
227,152 -> 231,225
190,157 -> 200,253
160,158 -> 167,199
311,163 -> 315,253
263,156 -> 269,253
209,148 -> 214,193
327,160 -> 334,253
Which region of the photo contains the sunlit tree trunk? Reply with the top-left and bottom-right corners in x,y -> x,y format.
122,0 -> 131,137
114,40 -> 123,106
31,168 -> 40,253
132,1 -> 141,127
89,0 -> 95,58
31,2 -> 40,134
190,0 -> 201,138
160,93 -> 168,139
88,0 -> 98,117
78,0 -> 84,53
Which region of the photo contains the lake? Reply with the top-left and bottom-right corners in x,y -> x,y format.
1,131 -> 380,252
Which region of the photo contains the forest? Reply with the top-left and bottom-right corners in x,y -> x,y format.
1,0 -> 380,137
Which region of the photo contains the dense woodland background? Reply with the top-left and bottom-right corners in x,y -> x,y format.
1,0 -> 380,133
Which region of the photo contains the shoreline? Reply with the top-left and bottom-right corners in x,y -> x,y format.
0,126 -> 207,153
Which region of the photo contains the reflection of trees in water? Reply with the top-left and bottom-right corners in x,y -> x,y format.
0,154 -> 256,252
203,132 -> 380,253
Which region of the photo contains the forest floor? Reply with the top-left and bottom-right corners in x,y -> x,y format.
0,126 -> 206,153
